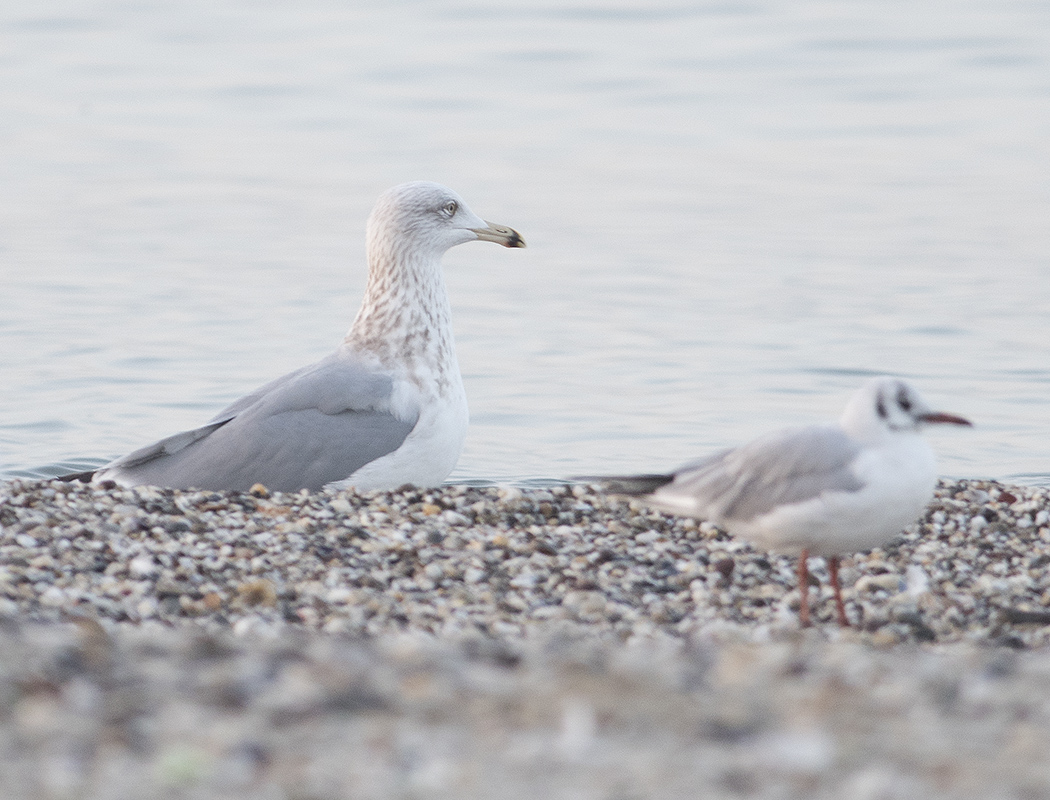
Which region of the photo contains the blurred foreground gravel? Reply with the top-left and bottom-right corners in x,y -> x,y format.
1,476 -> 1050,798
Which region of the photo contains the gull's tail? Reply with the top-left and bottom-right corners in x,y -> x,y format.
572,473 -> 675,496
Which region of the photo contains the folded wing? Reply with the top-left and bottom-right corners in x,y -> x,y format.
660,425 -> 865,522
98,352 -> 419,492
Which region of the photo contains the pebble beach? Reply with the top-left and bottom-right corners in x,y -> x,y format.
2,476 -> 1050,797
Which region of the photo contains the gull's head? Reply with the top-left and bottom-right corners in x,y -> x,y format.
840,377 -> 972,440
367,182 -> 525,263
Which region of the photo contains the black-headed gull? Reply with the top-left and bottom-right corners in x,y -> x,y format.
592,377 -> 971,626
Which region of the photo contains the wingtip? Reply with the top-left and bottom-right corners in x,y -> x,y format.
54,470 -> 97,483
571,473 -> 675,496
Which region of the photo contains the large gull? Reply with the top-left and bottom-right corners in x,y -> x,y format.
81,181 -> 525,492
588,377 -> 971,626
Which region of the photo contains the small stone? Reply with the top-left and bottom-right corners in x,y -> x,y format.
237,579 -> 278,607
129,555 -> 158,579
713,557 -> 735,580
441,510 -> 470,526
464,567 -> 487,584
40,586 -> 66,607
855,574 -> 903,594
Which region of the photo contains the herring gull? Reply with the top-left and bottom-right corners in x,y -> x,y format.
81,181 -> 525,492
587,377 -> 971,626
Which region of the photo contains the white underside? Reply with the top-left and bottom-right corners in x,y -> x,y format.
327,381 -> 469,491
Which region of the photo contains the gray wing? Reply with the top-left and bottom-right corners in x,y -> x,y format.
664,425 -> 864,522
98,352 -> 419,492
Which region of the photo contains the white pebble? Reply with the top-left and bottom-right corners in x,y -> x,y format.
327,587 -> 354,604
441,510 -> 469,526
905,565 -> 930,598
329,497 -> 354,514
464,567 -> 487,584
40,586 -> 66,606
510,570 -> 540,589
497,487 -> 522,503
129,555 -> 158,578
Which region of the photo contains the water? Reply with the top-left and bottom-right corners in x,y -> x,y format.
2,0 -> 1048,486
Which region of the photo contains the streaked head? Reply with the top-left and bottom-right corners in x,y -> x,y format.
841,377 -> 972,439
367,181 -> 525,262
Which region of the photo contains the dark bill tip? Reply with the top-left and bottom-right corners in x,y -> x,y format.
472,221 -> 526,248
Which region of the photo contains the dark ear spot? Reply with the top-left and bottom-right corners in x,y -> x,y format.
876,395 -> 888,420
896,385 -> 912,412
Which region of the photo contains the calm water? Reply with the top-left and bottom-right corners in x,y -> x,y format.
1,0 -> 1049,486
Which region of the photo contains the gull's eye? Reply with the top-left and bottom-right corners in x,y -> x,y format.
441,200 -> 458,217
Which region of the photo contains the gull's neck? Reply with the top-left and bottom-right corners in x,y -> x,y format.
840,411 -> 913,449
343,245 -> 459,392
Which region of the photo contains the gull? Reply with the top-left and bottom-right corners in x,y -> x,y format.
79,181 -> 525,493
591,377 -> 971,626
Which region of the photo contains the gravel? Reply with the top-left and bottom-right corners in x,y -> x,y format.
1,476 -> 1049,798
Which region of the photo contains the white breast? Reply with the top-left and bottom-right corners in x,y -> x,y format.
327,376 -> 469,491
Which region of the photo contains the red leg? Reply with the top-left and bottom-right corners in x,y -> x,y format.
796,549 -> 811,627
828,555 -> 849,627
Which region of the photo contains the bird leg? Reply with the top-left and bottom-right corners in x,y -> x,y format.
828,555 -> 850,627
796,549 -> 810,627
